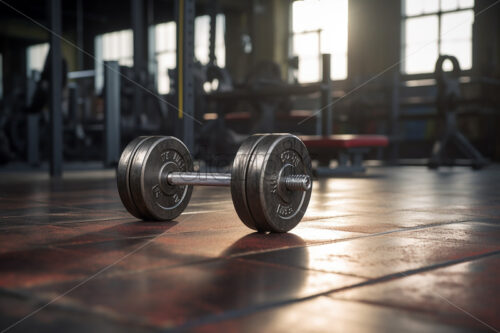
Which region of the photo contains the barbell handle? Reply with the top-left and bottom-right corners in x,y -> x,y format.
167,172 -> 231,187
166,172 -> 311,191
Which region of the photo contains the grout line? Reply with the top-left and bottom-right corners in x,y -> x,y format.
163,250 -> 500,331
0,287 -> 161,332
1,249 -> 499,332
5,218 -> 488,292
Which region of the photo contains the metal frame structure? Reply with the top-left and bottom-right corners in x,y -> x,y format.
320,53 -> 332,136
104,61 -> 121,166
48,0 -> 63,177
176,0 -> 195,152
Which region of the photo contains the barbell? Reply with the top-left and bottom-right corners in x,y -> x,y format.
117,133 -> 312,232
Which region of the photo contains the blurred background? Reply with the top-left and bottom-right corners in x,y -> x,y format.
0,0 -> 498,175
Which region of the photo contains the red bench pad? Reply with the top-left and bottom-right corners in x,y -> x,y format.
301,135 -> 389,149
224,110 -> 314,121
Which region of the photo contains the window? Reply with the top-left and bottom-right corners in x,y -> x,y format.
402,0 -> 474,74
93,16 -> 226,95
26,43 -> 49,76
94,29 -> 133,91
154,15 -> 226,94
194,15 -> 226,67
155,22 -> 177,95
291,0 -> 348,83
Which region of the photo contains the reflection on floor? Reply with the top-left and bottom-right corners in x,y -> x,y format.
0,166 -> 499,332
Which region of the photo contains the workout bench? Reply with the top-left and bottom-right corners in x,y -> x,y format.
301,135 -> 389,176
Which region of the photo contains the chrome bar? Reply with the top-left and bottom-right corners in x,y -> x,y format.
166,172 -> 311,191
167,172 -> 231,187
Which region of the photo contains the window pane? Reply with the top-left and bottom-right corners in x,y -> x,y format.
195,46 -> 209,64
195,15 -> 210,51
459,0 -> 474,9
293,0 -> 321,32
441,10 -> 473,42
155,22 -> 176,53
298,57 -> 320,83
405,15 -> 439,44
194,14 -> 225,65
292,0 -> 348,81
422,0 -> 439,13
404,0 -> 423,16
102,29 -> 133,63
441,40 -> 472,69
294,32 -> 320,57
404,16 -> 438,73
157,52 -> 176,94
331,54 -> 347,80
215,14 -> 226,66
121,30 -> 133,59
319,0 -> 348,55
441,0 -> 459,11
102,31 -> 115,59
404,42 -> 438,74
119,58 -> 133,67
156,23 -> 166,52
27,43 -> 49,74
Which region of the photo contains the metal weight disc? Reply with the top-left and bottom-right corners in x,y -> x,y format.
231,134 -> 269,230
117,136 -> 151,219
245,134 -> 312,233
129,136 -> 194,220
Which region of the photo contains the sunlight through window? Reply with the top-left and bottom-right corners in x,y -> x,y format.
402,0 -> 474,74
155,15 -> 225,94
26,43 -> 49,75
291,0 -> 348,82
94,29 -> 133,91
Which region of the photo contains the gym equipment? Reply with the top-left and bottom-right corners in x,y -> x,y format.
302,135 -> 389,175
117,133 -> 313,233
428,55 -> 488,169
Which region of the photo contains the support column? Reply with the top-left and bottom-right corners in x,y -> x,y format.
131,0 -> 148,132
104,61 -> 121,166
76,0 -> 84,70
176,0 -> 195,152
208,0 -> 217,66
390,69 -> 400,163
321,53 -> 332,136
49,0 -> 63,177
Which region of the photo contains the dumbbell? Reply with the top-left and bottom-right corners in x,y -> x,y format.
116,133 -> 312,233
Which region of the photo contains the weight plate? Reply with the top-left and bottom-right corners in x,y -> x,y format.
117,136 -> 151,219
129,136 -> 194,220
230,134 -> 269,230
246,134 -> 312,233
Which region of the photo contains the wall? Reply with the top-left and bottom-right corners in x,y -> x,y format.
348,0 -> 401,81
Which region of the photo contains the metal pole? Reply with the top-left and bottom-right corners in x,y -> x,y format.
131,0 -> 146,133
76,0 -> 84,70
321,53 -> 332,136
104,61 -> 121,166
27,70 -> 39,166
27,115 -> 39,166
176,0 -> 195,152
166,172 -> 311,191
49,0 -> 63,177
390,70 -> 400,163
208,0 -> 217,66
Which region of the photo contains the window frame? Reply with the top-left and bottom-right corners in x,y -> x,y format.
154,14 -> 226,94
401,0 -> 475,76
94,29 -> 134,93
289,0 -> 349,83
26,42 -> 50,76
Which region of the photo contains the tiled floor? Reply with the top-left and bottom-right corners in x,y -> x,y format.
0,166 -> 499,332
